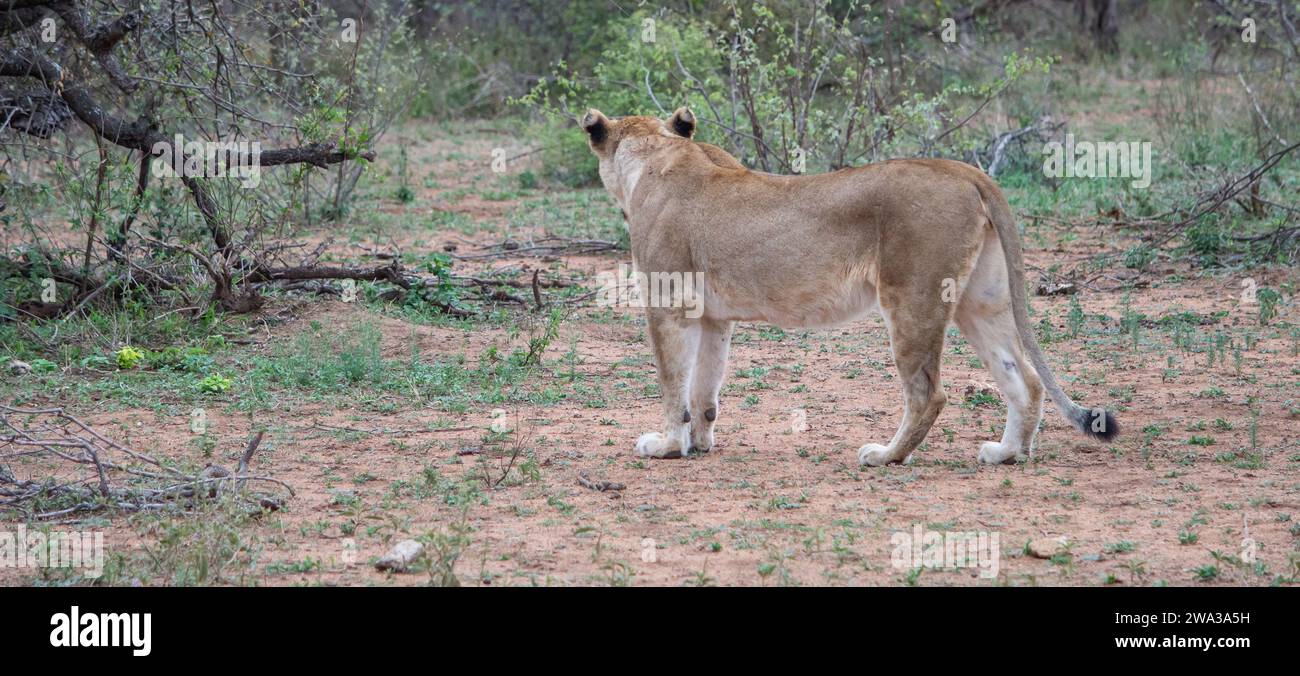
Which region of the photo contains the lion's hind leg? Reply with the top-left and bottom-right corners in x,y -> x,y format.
954,243 -> 1045,464
858,302 -> 950,467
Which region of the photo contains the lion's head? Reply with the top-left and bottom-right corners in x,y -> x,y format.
579,106 -> 696,208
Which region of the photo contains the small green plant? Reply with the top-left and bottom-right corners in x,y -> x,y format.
1103,540 -> 1135,554
517,307 -> 565,367
1256,287 -> 1281,325
1124,559 -> 1148,584
1067,294 -> 1085,338
963,389 -> 1000,408
1122,244 -> 1156,271
27,358 -> 58,373
198,373 -> 233,393
393,145 -> 415,203
115,346 -> 144,369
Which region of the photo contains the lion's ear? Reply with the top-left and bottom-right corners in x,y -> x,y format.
580,108 -> 610,145
669,106 -> 695,139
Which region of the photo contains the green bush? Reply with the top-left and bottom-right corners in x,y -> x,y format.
518,3 -> 1049,185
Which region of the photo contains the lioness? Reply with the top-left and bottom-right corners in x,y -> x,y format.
581,106 -> 1117,466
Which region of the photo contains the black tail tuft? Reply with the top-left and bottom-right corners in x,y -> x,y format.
1076,407 -> 1119,441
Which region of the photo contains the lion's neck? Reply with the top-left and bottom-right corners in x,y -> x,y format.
614,143 -> 648,209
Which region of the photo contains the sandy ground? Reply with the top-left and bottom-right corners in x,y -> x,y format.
3,130 -> 1297,587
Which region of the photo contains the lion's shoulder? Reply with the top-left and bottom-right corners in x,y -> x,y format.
695,142 -> 745,170
647,138 -> 743,178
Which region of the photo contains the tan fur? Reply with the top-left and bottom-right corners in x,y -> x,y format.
581,107 -> 1116,464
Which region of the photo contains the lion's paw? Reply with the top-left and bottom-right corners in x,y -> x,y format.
636,432 -> 685,459
858,443 -> 908,467
977,441 -> 1019,465
689,428 -> 714,454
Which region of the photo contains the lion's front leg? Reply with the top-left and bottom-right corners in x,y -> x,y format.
635,310 -> 700,459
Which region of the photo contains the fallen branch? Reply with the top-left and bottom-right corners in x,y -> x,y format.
0,405 -> 293,519
308,422 -> 475,437
449,236 -> 622,260
1149,138 -> 1300,246
985,116 -> 1061,177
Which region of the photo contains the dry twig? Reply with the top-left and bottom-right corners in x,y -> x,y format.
0,405 -> 292,519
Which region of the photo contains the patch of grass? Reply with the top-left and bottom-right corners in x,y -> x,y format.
506,190 -> 626,247
239,320 -> 547,413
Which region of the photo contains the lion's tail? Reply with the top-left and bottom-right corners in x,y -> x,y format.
975,178 -> 1119,442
